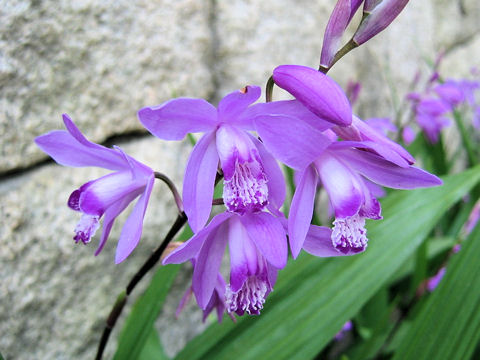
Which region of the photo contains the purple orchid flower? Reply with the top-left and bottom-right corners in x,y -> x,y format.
402,125 -> 416,145
255,115 -> 442,258
320,0 -> 364,69
163,211 -> 287,316
415,98 -> 452,144
434,81 -> 465,107
35,114 -> 154,263
138,86 -> 287,232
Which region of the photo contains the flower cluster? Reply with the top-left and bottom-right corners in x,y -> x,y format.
36,64 -> 441,320
34,1 -> 443,322
405,67 -> 480,144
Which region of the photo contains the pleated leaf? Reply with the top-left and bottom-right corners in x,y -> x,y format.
392,222 -> 480,360
175,165 -> 480,360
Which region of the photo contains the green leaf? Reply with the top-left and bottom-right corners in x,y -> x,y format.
138,327 -> 169,360
175,166 -> 480,360
392,222 -> 480,360
114,264 -> 180,360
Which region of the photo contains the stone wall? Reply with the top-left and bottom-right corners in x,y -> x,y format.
1,0 -> 479,359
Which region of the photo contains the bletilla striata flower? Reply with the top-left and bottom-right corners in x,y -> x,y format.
163,211 -> 287,316
255,65 -> 442,258
35,114 -> 154,263
138,86 -> 286,232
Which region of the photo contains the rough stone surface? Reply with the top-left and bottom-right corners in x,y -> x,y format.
214,0 -> 331,99
2,0 -> 480,359
0,0 -> 212,173
0,137 -> 193,359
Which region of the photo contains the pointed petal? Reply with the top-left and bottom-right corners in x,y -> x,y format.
183,132 -> 219,232
218,85 -> 261,125
163,212 -> 232,265
35,115 -> 125,170
273,65 -> 352,126
193,221 -> 228,309
95,191 -> 140,256
352,116 -> 415,165
241,212 -> 287,269
78,171 -> 145,216
250,135 -> 286,212
229,216 -> 259,292
320,0 -> 352,68
302,225 -> 356,257
316,152 -> 363,218
330,139 -> 410,168
242,100 -> 334,132
138,98 -> 217,140
339,148 -> 443,189
288,166 -> 318,258
254,114 -> 332,170
115,175 -> 155,263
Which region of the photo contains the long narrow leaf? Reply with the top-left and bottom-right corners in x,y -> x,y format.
175,165 -> 480,360
392,222 -> 480,360
114,264 -> 180,360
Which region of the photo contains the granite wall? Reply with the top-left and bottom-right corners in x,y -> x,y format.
1,0 -> 479,359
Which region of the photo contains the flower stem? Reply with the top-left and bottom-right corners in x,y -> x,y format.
95,172 -> 223,360
319,39 -> 358,74
452,109 -> 477,167
154,172 -> 184,214
266,75 -> 275,102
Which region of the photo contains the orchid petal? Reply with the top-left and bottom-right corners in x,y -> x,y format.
351,116 -> 414,165
193,222 -> 228,309
330,140 -> 410,168
114,175 -> 154,263
218,85 -> 261,125
78,171 -> 145,216
163,212 -> 232,265
316,152 -> 363,218
229,216 -> 260,292
183,132 -> 219,232
288,165 -> 318,258
138,98 -> 217,140
302,225 -> 357,257
95,191 -> 140,256
240,212 -> 287,269
339,148 -> 443,189
273,65 -> 352,126
35,115 -> 125,170
320,0 -> 352,68
254,114 -> 332,170
244,100 -> 334,132
250,135 -> 286,213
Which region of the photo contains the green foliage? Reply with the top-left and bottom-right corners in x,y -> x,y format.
173,166 -> 480,360
393,223 -> 480,360
113,264 -> 180,360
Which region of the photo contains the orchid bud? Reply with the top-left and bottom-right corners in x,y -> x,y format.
320,0 -> 364,68
353,0 -> 409,45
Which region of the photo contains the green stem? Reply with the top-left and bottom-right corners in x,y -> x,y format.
266,75 -> 275,103
453,109 -> 476,166
319,39 -> 359,74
